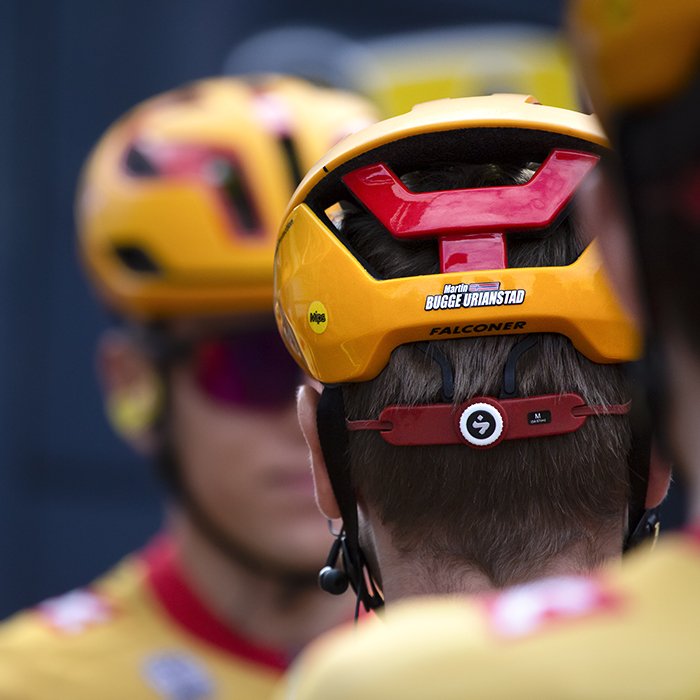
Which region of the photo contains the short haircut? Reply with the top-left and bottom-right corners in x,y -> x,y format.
340,162 -> 631,588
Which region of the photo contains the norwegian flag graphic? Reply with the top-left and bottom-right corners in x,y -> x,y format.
468,282 -> 500,292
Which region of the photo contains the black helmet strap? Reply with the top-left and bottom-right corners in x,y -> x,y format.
316,386 -> 384,613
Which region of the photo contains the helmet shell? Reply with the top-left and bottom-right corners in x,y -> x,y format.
274,94 -> 641,384
76,75 -> 378,320
569,0 -> 700,120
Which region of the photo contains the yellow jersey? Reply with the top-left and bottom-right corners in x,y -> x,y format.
278,528 -> 700,700
0,536 -> 292,699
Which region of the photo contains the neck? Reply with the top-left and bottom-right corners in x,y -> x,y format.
363,508 -> 622,604
663,330 -> 700,522
167,510 -> 354,652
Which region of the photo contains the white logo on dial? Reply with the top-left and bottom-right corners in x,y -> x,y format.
459,402 -> 504,447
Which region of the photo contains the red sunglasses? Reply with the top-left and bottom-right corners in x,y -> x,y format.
185,328 -> 304,411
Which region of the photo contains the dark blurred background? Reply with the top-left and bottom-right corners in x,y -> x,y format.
0,0 -> 683,619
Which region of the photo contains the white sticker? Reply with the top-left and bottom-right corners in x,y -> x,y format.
142,651 -> 214,700
37,589 -> 114,635
425,282 -> 525,311
485,576 -> 615,638
458,402 -> 504,447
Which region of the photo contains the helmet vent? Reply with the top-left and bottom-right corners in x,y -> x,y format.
114,245 -> 161,274
279,136 -> 304,188
125,146 -> 160,176
212,159 -> 260,233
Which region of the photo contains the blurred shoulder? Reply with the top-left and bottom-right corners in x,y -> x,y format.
0,554 -> 156,699
280,531 -> 700,700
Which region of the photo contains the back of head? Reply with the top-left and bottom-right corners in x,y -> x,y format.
340,165 -> 631,586
75,74 -> 378,322
275,95 -> 645,595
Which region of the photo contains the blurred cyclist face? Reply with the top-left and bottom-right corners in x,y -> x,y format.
164,318 -> 333,575
163,319 -> 331,574
99,315 -> 333,578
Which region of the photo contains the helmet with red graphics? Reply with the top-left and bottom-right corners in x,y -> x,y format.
275,94 -> 639,384
76,74 -> 378,320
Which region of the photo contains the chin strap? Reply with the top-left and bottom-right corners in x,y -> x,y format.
316,386 -> 384,615
623,356 -> 663,551
626,505 -> 661,549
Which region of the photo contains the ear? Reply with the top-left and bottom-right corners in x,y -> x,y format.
297,384 -> 342,519
577,167 -> 645,326
646,442 -> 673,508
97,329 -> 162,454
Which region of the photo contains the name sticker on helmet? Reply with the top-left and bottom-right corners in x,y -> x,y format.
308,301 -> 328,334
424,282 -> 526,311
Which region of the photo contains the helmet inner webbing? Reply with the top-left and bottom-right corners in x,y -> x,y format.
416,342 -> 454,402
500,335 -> 539,399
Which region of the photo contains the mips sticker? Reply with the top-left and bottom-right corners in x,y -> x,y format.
308,301 -> 328,334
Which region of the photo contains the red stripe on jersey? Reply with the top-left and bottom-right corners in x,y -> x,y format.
143,535 -> 291,672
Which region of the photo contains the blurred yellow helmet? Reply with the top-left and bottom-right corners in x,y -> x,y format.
569,0 -> 700,121
76,75 -> 378,320
275,94 -> 641,385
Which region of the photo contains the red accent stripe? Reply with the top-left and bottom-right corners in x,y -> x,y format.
341,150 -> 599,239
143,536 -> 290,672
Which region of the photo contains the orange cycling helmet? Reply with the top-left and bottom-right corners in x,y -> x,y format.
275,93 -> 641,386
76,74 -> 378,320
